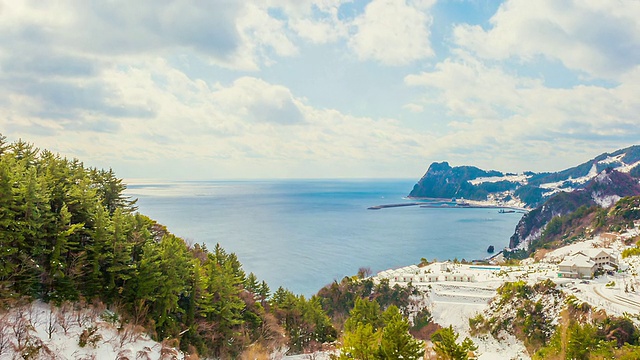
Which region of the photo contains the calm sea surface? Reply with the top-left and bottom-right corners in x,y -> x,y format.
125,179 -> 523,296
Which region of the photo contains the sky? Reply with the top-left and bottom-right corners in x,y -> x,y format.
1,0 -> 640,180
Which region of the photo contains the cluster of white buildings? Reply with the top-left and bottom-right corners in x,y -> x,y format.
373,247 -> 623,287
375,263 -> 479,285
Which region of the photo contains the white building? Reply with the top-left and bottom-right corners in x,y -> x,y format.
576,249 -> 618,270
557,248 -> 617,279
558,253 -> 597,279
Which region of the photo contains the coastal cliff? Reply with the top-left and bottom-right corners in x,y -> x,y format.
409,145 -> 640,209
508,169 -> 640,249
409,145 -> 640,252
408,161 -> 507,201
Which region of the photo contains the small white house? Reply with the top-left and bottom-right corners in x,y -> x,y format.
558,253 -> 597,279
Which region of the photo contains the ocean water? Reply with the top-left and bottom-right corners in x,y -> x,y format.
125,179 -> 523,296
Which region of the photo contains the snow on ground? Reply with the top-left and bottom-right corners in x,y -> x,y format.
592,194 -> 622,208
539,164 -> 598,197
375,262 -> 540,359
0,301 -> 184,360
616,159 -> 640,173
536,230 -> 640,319
372,230 -> 640,360
468,174 -> 529,186
283,352 -> 334,360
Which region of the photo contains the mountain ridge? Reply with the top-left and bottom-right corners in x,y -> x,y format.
509,168 -> 640,250
409,145 -> 640,251
409,145 -> 640,209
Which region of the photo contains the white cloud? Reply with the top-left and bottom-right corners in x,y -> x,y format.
403,103 -> 424,113
211,77 -> 305,125
234,3 -> 299,69
453,0 -> 640,80
349,0 -> 436,65
289,16 -> 348,44
404,51 -> 640,171
264,0 -> 349,44
0,0 -> 300,71
0,55 -> 432,178
2,0 -> 640,178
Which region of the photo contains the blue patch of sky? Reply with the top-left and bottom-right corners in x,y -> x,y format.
433,0 -> 502,29
429,1 -> 503,63
337,0 -> 369,21
267,7 -> 287,21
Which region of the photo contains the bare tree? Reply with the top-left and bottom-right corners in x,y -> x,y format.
46,306 -> 57,340
11,305 -> 33,349
56,302 -> 74,335
26,303 -> 43,329
357,267 -> 372,279
116,348 -> 134,360
136,347 -> 153,360
131,299 -> 149,326
0,312 -> 11,356
116,323 -> 146,349
158,338 -> 181,360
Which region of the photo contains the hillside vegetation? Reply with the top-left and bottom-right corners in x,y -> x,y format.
0,135 -> 339,358
470,280 -> 640,358
508,169 -> 640,251
506,193 -> 640,259
0,135 -> 434,359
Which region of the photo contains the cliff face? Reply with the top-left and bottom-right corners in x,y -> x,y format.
408,161 -> 506,200
508,169 -> 640,249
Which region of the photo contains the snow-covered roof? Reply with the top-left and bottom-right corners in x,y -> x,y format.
558,253 -> 596,268
576,248 -> 612,259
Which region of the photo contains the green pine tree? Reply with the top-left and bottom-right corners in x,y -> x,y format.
431,325 -> 477,360
376,306 -> 424,360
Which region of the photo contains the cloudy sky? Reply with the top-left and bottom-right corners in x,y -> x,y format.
2,0 -> 639,180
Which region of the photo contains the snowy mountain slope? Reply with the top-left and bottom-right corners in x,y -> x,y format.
409,145 -> 640,209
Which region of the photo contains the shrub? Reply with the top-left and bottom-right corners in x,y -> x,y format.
79,326 -> 102,348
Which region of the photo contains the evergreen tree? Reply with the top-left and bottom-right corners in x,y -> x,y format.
339,323 -> 379,360
431,325 -> 477,360
0,135 -> 342,357
344,298 -> 383,333
245,272 -> 260,294
377,306 -> 424,360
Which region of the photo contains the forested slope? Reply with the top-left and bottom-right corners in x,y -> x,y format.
0,134 -> 434,359
0,135 -> 337,358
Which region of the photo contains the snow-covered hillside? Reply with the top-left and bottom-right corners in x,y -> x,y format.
410,145 -> 640,209
372,229 -> 640,359
0,301 -> 185,360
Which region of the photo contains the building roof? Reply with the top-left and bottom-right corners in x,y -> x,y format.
558,253 -> 596,269
578,248 -> 612,259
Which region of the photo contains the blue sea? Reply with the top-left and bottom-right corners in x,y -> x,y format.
125,179 -> 523,296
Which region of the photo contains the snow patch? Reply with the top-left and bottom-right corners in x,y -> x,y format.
616,159 -> 640,173
468,174 -> 529,186
598,154 -> 625,165
592,193 -> 621,207
539,164 -> 599,195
